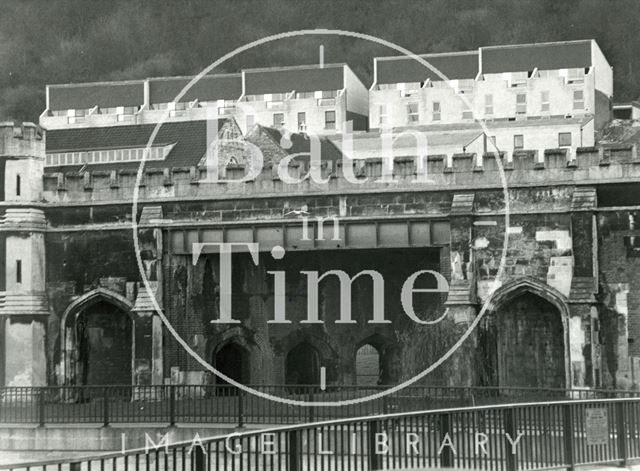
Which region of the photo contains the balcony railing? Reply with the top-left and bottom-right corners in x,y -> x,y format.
317,97 -> 336,106
266,100 -> 285,110
0,384 -> 636,427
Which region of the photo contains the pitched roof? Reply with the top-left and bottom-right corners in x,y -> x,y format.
376,51 -> 479,84
247,125 -> 343,165
480,40 -> 593,74
243,64 -> 345,95
148,74 -> 242,104
48,81 -> 145,111
44,119 -> 223,172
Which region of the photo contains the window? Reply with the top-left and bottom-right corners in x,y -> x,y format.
324,110 -> 336,129
16,260 -> 22,284
514,134 -> 524,150
573,90 -> 584,110
432,102 -> 441,121
485,94 -> 493,116
558,132 -> 572,147
516,93 -> 527,115
510,71 -> 528,87
296,91 -> 315,99
462,103 -> 473,120
16,174 -> 21,196
567,68 -> 585,84
407,103 -> 419,123
486,135 -> 497,151
297,112 -> 306,131
246,115 -> 255,129
541,91 -> 550,113
272,113 -> 284,127
379,104 -> 388,126
45,146 -> 171,167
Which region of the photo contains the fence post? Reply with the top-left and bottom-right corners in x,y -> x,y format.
102,388 -> 109,427
616,401 -> 628,466
237,389 -> 244,428
563,403 -> 575,471
192,444 -> 206,471
504,407 -> 518,471
38,388 -> 45,427
169,386 -> 176,426
287,430 -> 300,471
367,420 -> 382,471
308,389 -> 315,423
439,413 -> 454,468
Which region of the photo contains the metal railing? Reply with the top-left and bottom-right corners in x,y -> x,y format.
1,384 -> 637,427
4,397 -> 640,470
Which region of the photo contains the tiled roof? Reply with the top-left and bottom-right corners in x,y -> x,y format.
148,74 -> 242,104
376,51 -> 479,84
44,120 -> 223,172
48,81 -> 145,110
250,125 -> 343,164
244,64 -> 345,94
481,40 -> 593,74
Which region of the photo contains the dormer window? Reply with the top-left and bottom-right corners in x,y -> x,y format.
566,68 -> 586,84
510,72 -> 528,87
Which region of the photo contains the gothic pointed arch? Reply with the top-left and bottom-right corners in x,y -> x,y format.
481,276 -> 571,389
60,288 -> 134,387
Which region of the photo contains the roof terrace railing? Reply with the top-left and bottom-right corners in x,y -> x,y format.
3,396 -> 640,471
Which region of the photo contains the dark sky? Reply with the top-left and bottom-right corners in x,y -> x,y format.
1,0 -> 639,122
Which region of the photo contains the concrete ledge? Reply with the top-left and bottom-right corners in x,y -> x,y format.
0,423 -> 266,452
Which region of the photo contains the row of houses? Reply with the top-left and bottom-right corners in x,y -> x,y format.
40,40 -> 617,164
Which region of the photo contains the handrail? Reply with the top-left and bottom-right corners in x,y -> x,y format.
1,384 -> 637,428
3,397 -> 640,470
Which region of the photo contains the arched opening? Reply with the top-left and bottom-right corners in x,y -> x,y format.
76,300 -> 132,387
481,291 -> 566,389
213,343 -> 250,386
285,342 -> 320,386
355,344 -> 381,387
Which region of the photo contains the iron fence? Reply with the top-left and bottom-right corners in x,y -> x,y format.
0,384 -> 636,426
2,397 -> 640,470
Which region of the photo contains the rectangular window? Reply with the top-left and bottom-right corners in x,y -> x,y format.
516,93 -> 527,115
573,90 -> 585,110
462,103 -> 473,120
567,68 -> 585,84
297,112 -> 306,130
407,103 -> 419,123
541,91 -> 550,113
16,174 -> 20,196
379,104 -> 388,126
432,101 -> 441,121
272,113 -> 284,127
325,110 -> 336,129
514,134 -> 524,150
485,94 -> 493,116
16,260 -> 22,284
558,132 -> 572,147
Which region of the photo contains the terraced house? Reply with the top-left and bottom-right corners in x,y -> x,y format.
3,39 -> 640,396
